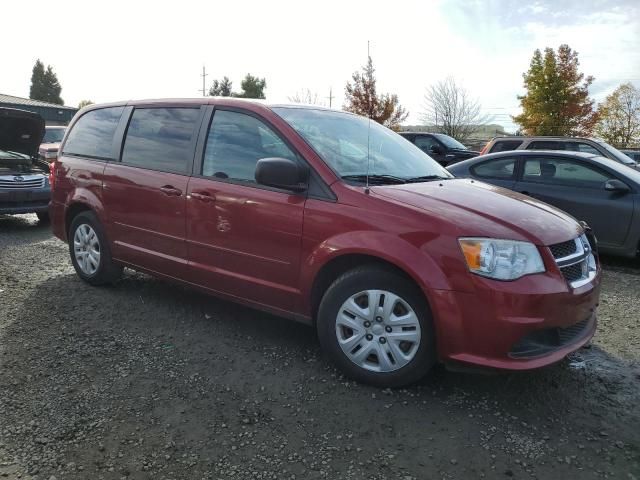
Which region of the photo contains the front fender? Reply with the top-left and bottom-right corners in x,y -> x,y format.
300,230 -> 454,308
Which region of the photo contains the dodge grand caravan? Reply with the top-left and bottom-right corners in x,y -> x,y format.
50,99 -> 601,387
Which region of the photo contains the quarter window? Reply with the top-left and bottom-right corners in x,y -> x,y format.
121,108 -> 200,174
472,158 -> 516,179
63,107 -> 124,159
202,110 -> 297,182
522,157 -> 613,188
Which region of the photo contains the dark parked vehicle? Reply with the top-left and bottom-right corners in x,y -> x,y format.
448,150 -> 640,258
50,99 -> 600,387
480,136 -> 639,169
399,132 -> 479,166
621,150 -> 640,162
0,108 -> 50,221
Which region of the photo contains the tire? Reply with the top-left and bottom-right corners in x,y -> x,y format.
36,211 -> 49,223
317,265 -> 436,388
68,211 -> 122,285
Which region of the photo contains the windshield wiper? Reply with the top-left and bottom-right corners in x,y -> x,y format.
405,175 -> 451,183
341,174 -> 407,185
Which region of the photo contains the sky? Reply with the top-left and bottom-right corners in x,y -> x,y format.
3,0 -> 639,132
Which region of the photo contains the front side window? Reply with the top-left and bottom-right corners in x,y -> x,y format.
63,107 -> 124,159
522,157 -> 613,188
414,136 -> 440,152
569,142 -> 600,155
489,140 -> 522,153
472,158 -> 516,179
272,107 -> 450,181
202,110 -> 298,182
121,108 -> 200,174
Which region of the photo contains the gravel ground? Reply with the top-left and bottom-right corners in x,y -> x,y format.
1,214 -> 639,480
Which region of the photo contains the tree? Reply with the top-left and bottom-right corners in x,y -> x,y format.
209,76 -> 233,97
235,74 -> 266,99
421,77 -> 488,142
595,83 -> 640,148
78,100 -> 94,109
344,56 -> 408,130
29,60 -> 64,105
288,89 -> 322,105
514,44 -> 597,136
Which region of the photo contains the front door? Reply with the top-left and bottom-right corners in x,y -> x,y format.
186,108 -> 306,313
102,106 -> 202,278
514,155 -> 634,247
414,135 -> 446,165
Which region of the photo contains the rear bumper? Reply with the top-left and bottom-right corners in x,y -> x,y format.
430,269 -> 601,371
0,187 -> 50,214
49,200 -> 67,241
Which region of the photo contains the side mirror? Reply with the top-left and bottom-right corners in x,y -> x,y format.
255,157 -> 308,192
429,145 -> 443,155
604,179 -> 630,193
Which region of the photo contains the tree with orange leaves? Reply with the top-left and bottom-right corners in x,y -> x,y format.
514,45 -> 598,136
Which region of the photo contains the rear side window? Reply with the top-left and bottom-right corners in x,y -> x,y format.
121,108 -> 200,174
489,140 -> 522,153
472,157 -> 516,179
202,110 -> 297,183
522,157 -> 613,188
63,107 -> 124,159
527,141 -> 566,150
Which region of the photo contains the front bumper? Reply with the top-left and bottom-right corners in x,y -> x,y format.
430,268 -> 601,371
0,187 -> 51,214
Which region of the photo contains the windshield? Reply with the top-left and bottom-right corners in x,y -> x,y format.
433,133 -> 467,150
596,140 -> 637,166
273,107 -> 451,182
43,128 -> 66,143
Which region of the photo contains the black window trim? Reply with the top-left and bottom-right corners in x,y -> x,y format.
192,105 -> 336,201
116,105 -> 205,176
60,105 -> 128,162
517,154 -> 618,189
489,139 -> 524,154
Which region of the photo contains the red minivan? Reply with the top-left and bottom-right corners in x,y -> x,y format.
50,99 -> 601,387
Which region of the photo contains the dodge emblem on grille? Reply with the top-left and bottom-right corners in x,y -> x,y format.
13,176 -> 24,182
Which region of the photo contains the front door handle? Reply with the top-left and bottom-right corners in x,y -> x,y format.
160,185 -> 182,196
191,191 -> 216,203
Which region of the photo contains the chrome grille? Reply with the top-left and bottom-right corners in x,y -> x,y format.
549,235 -> 597,288
0,175 -> 46,190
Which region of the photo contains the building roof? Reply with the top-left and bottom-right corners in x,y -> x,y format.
0,93 -> 76,110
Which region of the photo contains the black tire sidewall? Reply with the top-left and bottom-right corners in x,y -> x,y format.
68,211 -> 118,285
317,266 -> 436,388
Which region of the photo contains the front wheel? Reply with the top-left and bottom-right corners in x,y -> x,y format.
69,211 -> 122,285
317,266 -> 436,387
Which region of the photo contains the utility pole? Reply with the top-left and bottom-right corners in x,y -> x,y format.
200,66 -> 208,97
326,87 -> 334,108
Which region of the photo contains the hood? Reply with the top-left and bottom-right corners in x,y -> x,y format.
0,108 -> 45,158
372,179 -> 583,246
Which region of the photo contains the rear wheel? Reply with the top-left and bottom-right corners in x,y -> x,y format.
68,211 -> 122,285
317,266 -> 436,387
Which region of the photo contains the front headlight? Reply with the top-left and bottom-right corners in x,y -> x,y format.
458,238 -> 545,280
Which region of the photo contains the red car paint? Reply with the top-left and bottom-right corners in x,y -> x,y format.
50,98 -> 601,371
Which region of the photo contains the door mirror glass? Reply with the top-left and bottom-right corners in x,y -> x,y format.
604,179 -> 630,193
255,157 -> 308,192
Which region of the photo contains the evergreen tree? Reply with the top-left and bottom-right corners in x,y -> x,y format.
235,74 -> 267,99
29,60 -> 64,105
209,76 -> 233,97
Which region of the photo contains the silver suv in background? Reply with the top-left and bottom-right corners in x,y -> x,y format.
480,136 -> 639,170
